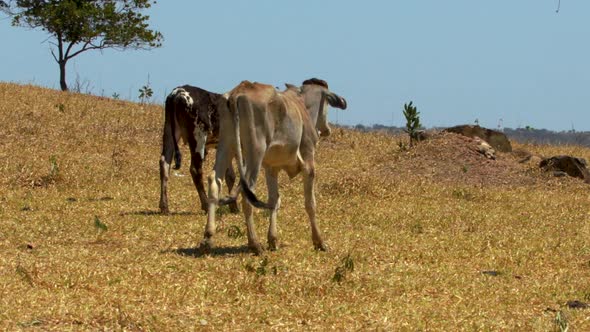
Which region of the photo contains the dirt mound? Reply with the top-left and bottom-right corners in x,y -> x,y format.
378,132 -> 547,187
444,124 -> 512,152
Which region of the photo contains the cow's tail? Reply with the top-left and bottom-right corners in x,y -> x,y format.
232,95 -> 271,209
163,93 -> 182,169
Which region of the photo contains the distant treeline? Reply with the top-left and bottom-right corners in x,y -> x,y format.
344,124 -> 590,147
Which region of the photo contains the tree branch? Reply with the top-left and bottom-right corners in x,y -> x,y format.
50,48 -> 58,62
64,40 -> 83,60
65,41 -> 105,60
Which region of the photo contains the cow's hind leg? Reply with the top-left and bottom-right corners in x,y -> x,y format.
265,167 -> 281,251
242,165 -> 264,255
200,168 -> 223,253
160,100 -> 179,215
224,166 -> 240,213
240,195 -> 261,255
199,151 -> 232,253
303,166 -> 327,251
187,142 -> 208,213
159,155 -> 172,214
189,155 -> 208,212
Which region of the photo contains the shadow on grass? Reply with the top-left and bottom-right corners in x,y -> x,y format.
119,210 -> 200,216
120,206 -> 238,217
170,245 -> 251,258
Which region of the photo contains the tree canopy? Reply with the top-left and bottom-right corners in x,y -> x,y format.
1,0 -> 163,91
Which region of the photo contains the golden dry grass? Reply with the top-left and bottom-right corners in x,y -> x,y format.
1,82 -> 590,331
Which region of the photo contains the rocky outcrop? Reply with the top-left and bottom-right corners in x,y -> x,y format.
539,155 -> 590,183
444,125 -> 512,152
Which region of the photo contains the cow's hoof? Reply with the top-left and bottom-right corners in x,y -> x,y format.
198,239 -> 214,254
268,239 -> 279,251
314,242 -> 328,252
160,207 -> 170,215
229,202 -> 240,214
249,242 -> 264,256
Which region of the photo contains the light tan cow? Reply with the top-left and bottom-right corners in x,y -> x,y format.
199,79 -> 347,255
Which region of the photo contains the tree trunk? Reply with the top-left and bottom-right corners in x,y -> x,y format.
59,60 -> 68,91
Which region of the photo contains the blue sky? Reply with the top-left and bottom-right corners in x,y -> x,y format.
2,0 -> 589,131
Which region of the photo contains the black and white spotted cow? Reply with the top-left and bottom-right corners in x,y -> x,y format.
159,85 -> 239,214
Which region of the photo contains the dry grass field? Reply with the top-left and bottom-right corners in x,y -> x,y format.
1,82 -> 590,331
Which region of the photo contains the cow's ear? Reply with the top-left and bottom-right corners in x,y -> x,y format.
325,92 -> 347,110
284,83 -> 301,93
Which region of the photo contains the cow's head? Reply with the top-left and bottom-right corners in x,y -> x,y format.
299,78 -> 347,137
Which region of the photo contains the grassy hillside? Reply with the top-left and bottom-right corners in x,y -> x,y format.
1,82 -> 589,330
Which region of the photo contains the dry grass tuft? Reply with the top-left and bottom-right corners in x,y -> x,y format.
1,82 -> 590,330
